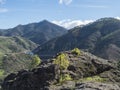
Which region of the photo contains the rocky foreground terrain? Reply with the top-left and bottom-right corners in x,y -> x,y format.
2,49 -> 120,90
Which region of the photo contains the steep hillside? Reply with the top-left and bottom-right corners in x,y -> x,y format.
2,49 -> 120,90
34,18 -> 120,61
0,20 -> 67,45
1,53 -> 33,74
0,36 -> 37,53
0,36 -> 38,85
0,52 -> 41,88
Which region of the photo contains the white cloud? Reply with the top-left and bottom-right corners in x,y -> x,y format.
59,0 -> 72,5
52,19 -> 94,29
0,8 -> 8,13
115,17 -> 120,20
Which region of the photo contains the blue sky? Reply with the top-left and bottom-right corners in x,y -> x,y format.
0,0 -> 120,29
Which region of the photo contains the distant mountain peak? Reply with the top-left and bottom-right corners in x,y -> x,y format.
39,20 -> 52,24
0,20 -> 67,45
95,17 -> 119,22
41,19 -> 49,23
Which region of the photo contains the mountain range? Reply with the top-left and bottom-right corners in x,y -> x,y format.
0,17 -> 120,90
0,18 -> 120,61
0,20 -> 68,86
34,18 -> 120,61
0,20 -> 67,45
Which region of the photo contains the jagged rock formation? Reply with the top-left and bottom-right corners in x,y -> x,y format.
2,50 -> 120,90
75,82 -> 120,90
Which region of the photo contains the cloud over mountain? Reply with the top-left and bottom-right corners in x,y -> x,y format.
52,19 -> 94,29
115,17 -> 120,20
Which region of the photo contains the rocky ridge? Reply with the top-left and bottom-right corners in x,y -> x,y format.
2,50 -> 120,90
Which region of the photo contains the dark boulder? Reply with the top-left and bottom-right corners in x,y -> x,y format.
2,64 -> 60,90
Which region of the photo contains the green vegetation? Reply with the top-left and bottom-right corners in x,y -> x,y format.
0,53 -> 4,68
0,36 -> 37,87
0,36 -> 37,53
80,76 -> 106,82
53,53 -> 69,70
59,74 -> 72,83
71,48 -> 81,56
53,53 -> 71,83
0,69 -> 5,85
101,29 -> 120,40
0,53 -> 42,86
0,70 -> 4,76
30,55 -> 41,69
0,52 -> 42,83
0,53 -> 5,82
1,53 -> 37,74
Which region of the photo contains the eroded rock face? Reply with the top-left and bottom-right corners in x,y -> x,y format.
37,81 -> 120,90
75,82 -> 120,90
2,64 -> 60,90
67,51 -> 115,79
2,50 -> 120,90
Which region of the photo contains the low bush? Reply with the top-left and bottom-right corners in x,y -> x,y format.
53,53 -> 69,70
59,74 -> 72,83
71,48 -> 81,56
81,76 -> 106,82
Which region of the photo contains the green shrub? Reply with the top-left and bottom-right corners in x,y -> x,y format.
30,55 -> 41,69
71,48 -> 81,56
81,76 -> 106,82
53,53 -> 69,70
53,53 -> 72,83
0,69 -> 4,76
59,74 -> 72,83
